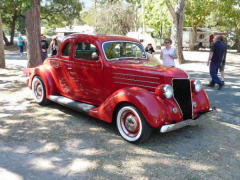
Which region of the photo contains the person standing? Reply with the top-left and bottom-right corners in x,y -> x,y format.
41,35 -> 49,61
17,34 -> 24,57
209,34 -> 214,48
145,44 -> 155,54
219,36 -> 227,85
160,38 -> 177,67
207,35 -> 225,90
50,36 -> 58,56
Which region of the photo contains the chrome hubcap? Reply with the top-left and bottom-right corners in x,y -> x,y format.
125,115 -> 137,132
34,81 -> 43,99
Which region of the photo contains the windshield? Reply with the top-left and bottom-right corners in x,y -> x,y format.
103,41 -> 147,61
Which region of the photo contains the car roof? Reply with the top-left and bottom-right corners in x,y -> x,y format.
63,33 -> 140,43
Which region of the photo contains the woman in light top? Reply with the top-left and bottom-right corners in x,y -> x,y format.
160,38 -> 177,67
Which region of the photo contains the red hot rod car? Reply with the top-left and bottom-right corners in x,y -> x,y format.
24,33 -> 213,143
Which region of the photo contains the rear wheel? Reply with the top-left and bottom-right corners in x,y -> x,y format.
32,76 -> 50,105
116,103 -> 152,143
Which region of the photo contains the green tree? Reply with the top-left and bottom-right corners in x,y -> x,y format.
145,0 -> 171,38
207,0 -> 240,52
1,0 -> 82,45
166,0 -> 186,64
1,0 -> 26,45
85,1 -> 136,35
185,0 -> 215,51
40,0 -> 82,28
25,0 -> 42,68
0,13 -> 5,68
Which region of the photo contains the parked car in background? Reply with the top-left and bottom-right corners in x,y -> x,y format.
23,33 -> 214,143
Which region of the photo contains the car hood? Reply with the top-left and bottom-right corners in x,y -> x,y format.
108,59 -> 189,80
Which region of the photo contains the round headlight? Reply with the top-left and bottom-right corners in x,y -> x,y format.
194,80 -> 202,92
163,85 -> 173,99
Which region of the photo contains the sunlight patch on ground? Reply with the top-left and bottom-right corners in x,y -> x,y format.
189,163 -> 215,171
220,122 -> 240,131
0,113 -> 12,118
0,128 -> 9,134
0,168 -> 23,180
68,158 -> 97,172
37,142 -> 60,153
29,158 -> 56,170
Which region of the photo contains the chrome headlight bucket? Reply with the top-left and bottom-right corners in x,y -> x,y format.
163,85 -> 174,99
193,80 -> 202,92
155,84 -> 174,99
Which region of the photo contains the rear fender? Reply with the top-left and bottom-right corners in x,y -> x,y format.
30,66 -> 57,98
89,87 -> 168,128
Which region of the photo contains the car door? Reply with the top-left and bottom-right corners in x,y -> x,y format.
49,39 -> 77,98
71,39 -> 104,105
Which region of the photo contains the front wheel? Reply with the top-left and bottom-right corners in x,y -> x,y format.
32,76 -> 50,105
116,103 -> 152,144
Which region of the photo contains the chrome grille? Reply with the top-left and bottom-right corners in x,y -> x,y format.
172,79 -> 193,120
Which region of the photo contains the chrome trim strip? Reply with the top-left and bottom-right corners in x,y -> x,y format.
114,82 -> 156,89
113,72 -> 159,80
113,77 -> 159,84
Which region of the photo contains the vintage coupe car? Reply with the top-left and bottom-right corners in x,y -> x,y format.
24,33 -> 213,143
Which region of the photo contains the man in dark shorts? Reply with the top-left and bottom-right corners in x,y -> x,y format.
219,36 -> 227,85
207,35 -> 225,90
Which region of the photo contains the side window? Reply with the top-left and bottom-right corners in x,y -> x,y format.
62,42 -> 71,56
75,42 -> 99,61
199,34 -> 204,39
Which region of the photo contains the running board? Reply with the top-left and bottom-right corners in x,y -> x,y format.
49,95 -> 98,114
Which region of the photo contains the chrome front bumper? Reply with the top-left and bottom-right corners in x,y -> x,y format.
160,108 -> 217,133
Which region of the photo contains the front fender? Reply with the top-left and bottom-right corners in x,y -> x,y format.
192,89 -> 211,118
89,87 -> 169,128
31,66 -> 57,98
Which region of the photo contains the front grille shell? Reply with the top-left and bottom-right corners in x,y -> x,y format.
172,79 -> 193,120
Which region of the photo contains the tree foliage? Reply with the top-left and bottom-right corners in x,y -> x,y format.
85,1 -> 136,35
145,0 -> 171,38
1,0 -> 82,45
206,0 -> 240,52
1,0 -> 32,45
184,0 -> 215,50
40,0 -> 82,28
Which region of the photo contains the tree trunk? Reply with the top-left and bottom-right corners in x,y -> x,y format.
25,0 -> 42,68
189,26 -> 197,51
0,13 -> 5,68
3,31 -> 11,46
236,37 -> 240,53
166,0 -> 186,64
8,11 -> 18,45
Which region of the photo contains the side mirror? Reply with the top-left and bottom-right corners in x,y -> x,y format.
91,52 -> 99,59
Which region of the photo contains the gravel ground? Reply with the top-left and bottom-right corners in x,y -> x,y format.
0,50 -> 240,180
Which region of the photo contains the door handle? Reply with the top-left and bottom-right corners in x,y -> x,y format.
67,67 -> 72,70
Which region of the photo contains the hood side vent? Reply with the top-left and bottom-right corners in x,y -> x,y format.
112,72 -> 160,90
